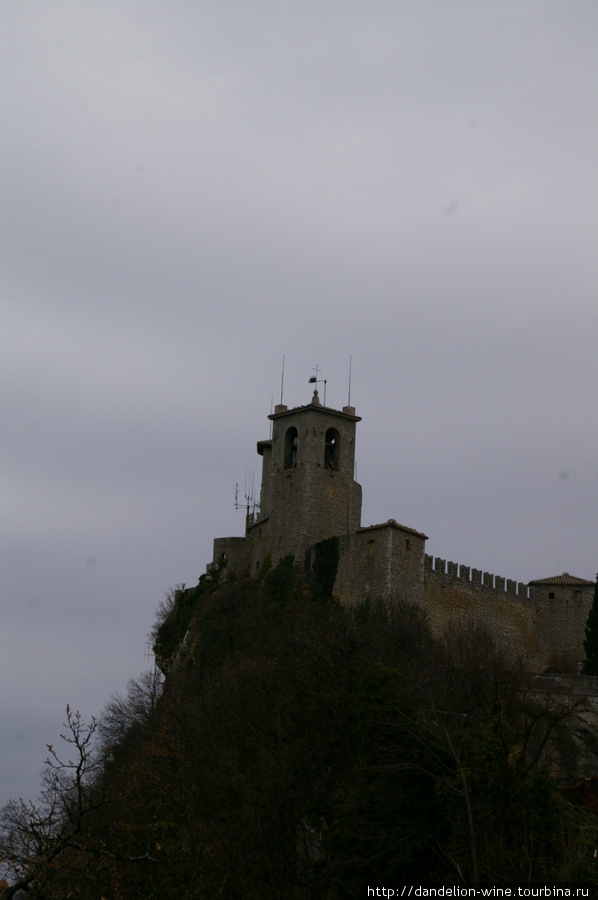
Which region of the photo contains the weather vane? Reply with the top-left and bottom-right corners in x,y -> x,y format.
309,364 -> 327,406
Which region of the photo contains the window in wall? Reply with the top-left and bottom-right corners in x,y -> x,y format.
284,427 -> 298,469
324,428 -> 341,470
549,592 -> 555,599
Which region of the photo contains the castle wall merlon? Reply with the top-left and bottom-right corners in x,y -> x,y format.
424,553 -> 530,600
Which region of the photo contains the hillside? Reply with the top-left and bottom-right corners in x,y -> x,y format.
2,557 -> 598,898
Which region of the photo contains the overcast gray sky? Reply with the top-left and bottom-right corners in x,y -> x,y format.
2,1 -> 597,807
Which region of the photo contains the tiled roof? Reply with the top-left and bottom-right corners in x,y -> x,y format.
528,572 -> 595,586
358,519 -> 428,540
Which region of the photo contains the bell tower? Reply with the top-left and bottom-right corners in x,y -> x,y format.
255,388 -> 362,567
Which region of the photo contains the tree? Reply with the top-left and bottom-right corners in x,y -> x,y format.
5,579 -> 598,896
0,707 -> 103,899
401,618 -> 596,884
583,574 -> 598,675
97,668 -> 163,756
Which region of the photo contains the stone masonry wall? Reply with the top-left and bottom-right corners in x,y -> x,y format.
266,466 -> 361,567
213,536 -> 251,580
213,536 -> 593,674
530,581 -> 594,671
247,515 -> 273,575
422,556 -> 594,671
334,521 -> 426,608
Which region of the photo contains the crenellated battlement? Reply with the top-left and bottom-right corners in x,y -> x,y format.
424,554 -> 532,600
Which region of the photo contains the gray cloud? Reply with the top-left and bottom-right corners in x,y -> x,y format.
1,0 -> 597,806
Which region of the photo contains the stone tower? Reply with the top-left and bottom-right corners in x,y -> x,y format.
213,389 -> 362,577
256,389 -> 362,567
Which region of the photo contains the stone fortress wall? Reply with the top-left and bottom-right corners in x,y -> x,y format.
332,536 -> 593,671
420,556 -> 593,671
212,392 -> 594,674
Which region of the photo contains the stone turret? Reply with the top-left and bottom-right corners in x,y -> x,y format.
213,390 -> 362,577
258,389 -> 362,567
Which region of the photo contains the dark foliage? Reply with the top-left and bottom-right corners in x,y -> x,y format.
153,560 -> 225,660
310,536 -> 340,602
261,553 -> 298,607
3,562 -> 598,898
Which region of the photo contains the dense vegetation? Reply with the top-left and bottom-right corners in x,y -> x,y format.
2,559 -> 598,898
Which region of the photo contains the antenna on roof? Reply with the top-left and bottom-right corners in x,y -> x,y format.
280,355 -> 285,405
347,355 -> 352,407
235,470 -> 260,526
309,364 -> 326,406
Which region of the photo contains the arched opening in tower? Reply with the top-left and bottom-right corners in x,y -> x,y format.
324,428 -> 341,470
284,426 -> 298,469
